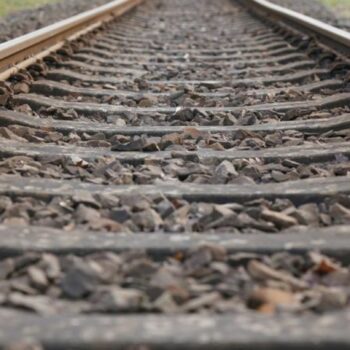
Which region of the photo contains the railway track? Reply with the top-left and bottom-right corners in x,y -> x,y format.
270,0 -> 350,32
0,0 -> 349,348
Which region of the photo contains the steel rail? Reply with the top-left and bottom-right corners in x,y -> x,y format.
0,0 -> 143,80
244,0 -> 350,57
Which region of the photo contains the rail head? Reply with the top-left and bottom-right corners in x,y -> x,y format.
0,0 -> 143,79
244,0 -> 350,57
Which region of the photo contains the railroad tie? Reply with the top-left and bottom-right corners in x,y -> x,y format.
0,0 -> 349,348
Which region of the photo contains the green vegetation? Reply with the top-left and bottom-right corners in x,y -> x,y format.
321,0 -> 350,16
321,0 -> 349,6
0,0 -> 58,17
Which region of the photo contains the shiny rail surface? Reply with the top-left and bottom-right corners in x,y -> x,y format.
246,0 -> 350,56
0,0 -> 349,349
0,0 -> 142,79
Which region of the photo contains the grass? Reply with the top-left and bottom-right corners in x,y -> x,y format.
0,0 -> 58,17
321,0 -> 350,16
321,0 -> 349,6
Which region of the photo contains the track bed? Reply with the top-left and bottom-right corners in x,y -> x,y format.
0,0 -> 349,348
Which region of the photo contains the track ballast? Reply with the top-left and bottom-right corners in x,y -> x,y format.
0,0 -> 350,348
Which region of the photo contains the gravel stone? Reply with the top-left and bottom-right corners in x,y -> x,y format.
0,250 -> 348,315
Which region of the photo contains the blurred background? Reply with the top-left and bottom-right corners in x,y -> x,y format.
0,0 -> 349,18
0,0 -> 348,39
0,0 -> 57,17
